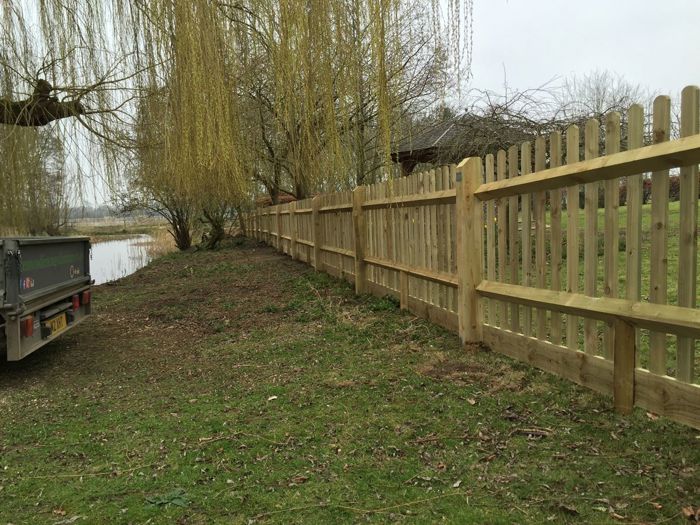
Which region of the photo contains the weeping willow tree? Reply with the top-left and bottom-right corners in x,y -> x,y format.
0,0 -> 473,229
124,88 -> 196,250
0,126 -> 69,235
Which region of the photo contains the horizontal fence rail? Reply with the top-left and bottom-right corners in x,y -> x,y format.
249,86 -> 700,430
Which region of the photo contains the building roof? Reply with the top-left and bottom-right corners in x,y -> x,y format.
393,120 -> 461,156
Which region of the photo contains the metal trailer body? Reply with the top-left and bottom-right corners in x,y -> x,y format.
1,236 -> 92,361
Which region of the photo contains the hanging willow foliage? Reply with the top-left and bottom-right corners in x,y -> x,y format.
0,0 -> 473,229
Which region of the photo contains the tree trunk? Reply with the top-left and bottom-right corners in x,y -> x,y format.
0,81 -> 85,127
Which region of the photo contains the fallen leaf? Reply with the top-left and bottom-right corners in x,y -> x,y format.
646,412 -> 659,421
682,506 -> 699,522
289,475 -> 308,486
650,502 -> 663,510
452,480 -> 462,488
267,395 -> 278,401
557,504 -> 578,516
467,398 -> 476,406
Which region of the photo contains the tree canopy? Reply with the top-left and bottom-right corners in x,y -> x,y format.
0,0 -> 474,232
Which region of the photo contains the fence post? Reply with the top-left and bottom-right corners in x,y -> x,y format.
312,196 -> 323,271
399,271 -> 409,310
276,206 -> 282,252
289,202 -> 298,260
256,210 -> 261,241
255,210 -> 260,241
456,157 -> 483,344
352,186 -> 367,294
613,318 -> 636,414
264,211 -> 269,244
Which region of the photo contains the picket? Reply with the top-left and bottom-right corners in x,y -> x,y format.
521,142 -> 533,336
583,119 -> 599,355
565,125 -> 580,350
626,105 -> 644,362
508,145 -> 520,333
534,137 -> 547,339
496,150 -> 508,328
603,112 -> 621,358
549,132 -> 563,345
485,154 -> 496,324
677,86 -> 699,383
649,96 -> 671,374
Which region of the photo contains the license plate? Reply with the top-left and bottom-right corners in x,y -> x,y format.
46,314 -> 67,335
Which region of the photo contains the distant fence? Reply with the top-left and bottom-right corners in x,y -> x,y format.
249,86 -> 700,429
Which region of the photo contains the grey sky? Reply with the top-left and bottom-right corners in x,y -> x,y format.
468,0 -> 699,95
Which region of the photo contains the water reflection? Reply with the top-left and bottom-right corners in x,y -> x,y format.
91,235 -> 154,284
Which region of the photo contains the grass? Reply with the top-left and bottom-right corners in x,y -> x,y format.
490,200 -> 700,378
0,240 -> 698,524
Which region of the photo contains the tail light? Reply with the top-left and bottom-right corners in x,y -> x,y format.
21,316 -> 34,337
81,290 -> 91,305
72,294 -> 80,311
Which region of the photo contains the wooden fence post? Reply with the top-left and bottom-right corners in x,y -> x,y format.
613,318 -> 636,414
289,202 -> 298,260
276,206 -> 282,252
312,196 -> 323,271
456,157 -> 484,344
352,186 -> 367,294
399,271 -> 409,310
260,211 -> 264,243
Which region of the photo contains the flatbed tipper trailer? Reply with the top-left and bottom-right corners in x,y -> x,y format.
1,237 -> 92,361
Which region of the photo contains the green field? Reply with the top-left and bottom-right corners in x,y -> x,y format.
0,240 -> 697,523
490,200 -> 700,377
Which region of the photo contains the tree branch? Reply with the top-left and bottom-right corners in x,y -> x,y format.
0,80 -> 85,126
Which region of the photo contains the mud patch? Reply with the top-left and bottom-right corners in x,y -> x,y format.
417,350 -> 531,392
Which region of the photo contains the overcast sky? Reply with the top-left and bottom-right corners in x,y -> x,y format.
467,0 -> 699,95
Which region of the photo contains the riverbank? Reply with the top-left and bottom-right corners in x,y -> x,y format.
68,217 -> 168,243
0,239 -> 697,523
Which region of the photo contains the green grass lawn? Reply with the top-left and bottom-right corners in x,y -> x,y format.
488,199 -> 700,377
0,240 -> 697,523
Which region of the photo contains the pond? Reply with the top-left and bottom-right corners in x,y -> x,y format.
90,235 -> 155,285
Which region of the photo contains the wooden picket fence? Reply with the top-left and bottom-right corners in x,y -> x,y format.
249,86 -> 700,429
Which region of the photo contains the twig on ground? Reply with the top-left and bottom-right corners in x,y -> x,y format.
250,491 -> 472,521
197,432 -> 293,447
22,463 -> 158,479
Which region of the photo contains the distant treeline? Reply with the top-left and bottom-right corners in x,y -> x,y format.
69,205 -> 158,220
